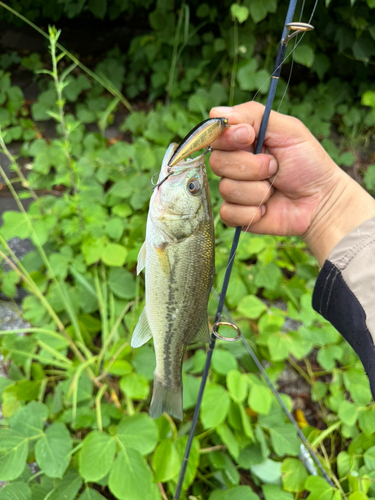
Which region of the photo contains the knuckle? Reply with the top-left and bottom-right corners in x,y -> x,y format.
209,151 -> 221,173
219,202 -> 234,226
218,178 -> 233,198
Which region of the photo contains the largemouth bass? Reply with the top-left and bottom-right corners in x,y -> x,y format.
132,143 -> 215,421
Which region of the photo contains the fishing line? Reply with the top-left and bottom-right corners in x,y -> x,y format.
212,291 -> 335,487
251,0 -> 318,103
174,1 -> 319,498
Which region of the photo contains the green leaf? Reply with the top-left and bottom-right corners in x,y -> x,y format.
109,447 -> 154,500
224,486 -> 259,499
254,262 -> 282,289
117,414 -> 158,455
263,484 -> 293,500
120,373 -> 149,400
9,401 -> 48,438
212,350 -> 238,375
108,267 -> 136,299
1,271 -> 19,298
359,408 -> 375,435
106,217 -> 124,240
304,476 -> 334,500
251,459 -> 282,484
78,489 -> 107,500
201,383 -> 230,429
337,451 -> 353,478
0,429 -> 28,481
317,345 -> 342,371
237,60 -> 258,91
238,444 -> 264,468
230,4 -> 249,23
267,333 -> 291,361
364,446 -> 375,470
237,295 -> 267,318
248,384 -> 272,415
227,369 -> 248,402
294,45 -> 315,67
81,237 -> 105,265
248,0 -> 276,23
217,422 -> 239,458
88,0 -> 107,19
0,482 -> 31,500
362,91 -> 375,108
49,469 -> 83,500
152,439 -> 180,482
175,436 -> 200,489
0,211 -> 31,240
102,243 -> 127,267
269,426 -> 300,457
338,400 -> 358,427
35,422 -> 72,478
364,164 -> 375,192
79,431 -> 116,481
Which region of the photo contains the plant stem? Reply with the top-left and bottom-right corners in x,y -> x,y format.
229,20 -> 239,106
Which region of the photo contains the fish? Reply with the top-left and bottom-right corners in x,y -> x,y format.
131,143 -> 215,421
168,117 -> 228,168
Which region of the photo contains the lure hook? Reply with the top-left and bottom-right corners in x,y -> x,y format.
152,168 -> 174,190
150,173 -> 158,186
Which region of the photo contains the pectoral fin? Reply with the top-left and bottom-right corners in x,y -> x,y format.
193,318 -> 211,344
131,308 -> 152,348
137,241 -> 147,275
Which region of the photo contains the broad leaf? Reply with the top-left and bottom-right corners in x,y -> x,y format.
201,383 -> 230,429
117,414 -> 158,455
0,482 -> 31,500
0,429 -> 28,481
9,401 -> 48,438
281,458 -> 308,492
79,431 -> 116,481
35,422 -> 72,478
109,447 -> 154,500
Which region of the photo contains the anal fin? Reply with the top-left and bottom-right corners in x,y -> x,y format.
193,318 -> 211,344
131,308 -> 152,348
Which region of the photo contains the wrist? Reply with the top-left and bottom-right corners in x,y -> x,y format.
303,169 -> 375,266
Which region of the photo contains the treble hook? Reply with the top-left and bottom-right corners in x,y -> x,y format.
152,168 -> 174,190
151,173 -> 158,186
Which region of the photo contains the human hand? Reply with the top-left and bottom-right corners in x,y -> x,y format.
209,102 -> 375,265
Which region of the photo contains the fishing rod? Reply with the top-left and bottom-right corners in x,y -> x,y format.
173,4 -> 323,498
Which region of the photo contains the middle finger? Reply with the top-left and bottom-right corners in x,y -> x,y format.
210,150 -> 278,181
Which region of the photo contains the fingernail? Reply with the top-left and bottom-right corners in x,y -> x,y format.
261,205 -> 266,216
213,106 -> 233,113
234,126 -> 251,145
269,159 -> 278,176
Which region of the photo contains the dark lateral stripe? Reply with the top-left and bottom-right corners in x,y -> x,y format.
313,260 -> 375,400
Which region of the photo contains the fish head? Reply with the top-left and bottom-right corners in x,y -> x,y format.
150,143 -> 212,243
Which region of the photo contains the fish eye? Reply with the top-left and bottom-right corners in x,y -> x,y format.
187,179 -> 201,195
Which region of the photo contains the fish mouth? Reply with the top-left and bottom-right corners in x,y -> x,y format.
162,143 -> 206,176
153,143 -> 206,190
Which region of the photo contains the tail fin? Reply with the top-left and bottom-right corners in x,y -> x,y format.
149,376 -> 183,421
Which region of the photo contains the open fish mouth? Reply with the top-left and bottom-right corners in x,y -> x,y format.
154,143 -> 207,191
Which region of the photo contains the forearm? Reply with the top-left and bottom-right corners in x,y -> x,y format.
303,169 -> 375,266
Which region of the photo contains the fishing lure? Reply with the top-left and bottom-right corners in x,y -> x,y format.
168,117 -> 228,168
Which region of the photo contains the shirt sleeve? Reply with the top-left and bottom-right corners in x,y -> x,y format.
312,217 -> 375,398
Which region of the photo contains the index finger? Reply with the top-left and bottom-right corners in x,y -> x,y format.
210,122 -> 256,151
